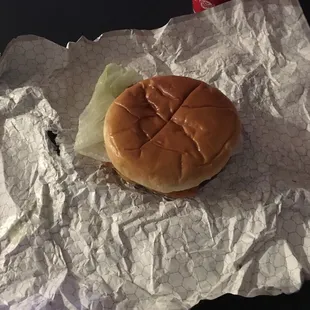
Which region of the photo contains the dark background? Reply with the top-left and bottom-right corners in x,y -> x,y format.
1,0 -> 310,309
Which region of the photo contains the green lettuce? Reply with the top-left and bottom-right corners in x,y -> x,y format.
74,63 -> 142,161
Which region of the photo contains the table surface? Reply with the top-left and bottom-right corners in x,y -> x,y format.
1,0 -> 310,309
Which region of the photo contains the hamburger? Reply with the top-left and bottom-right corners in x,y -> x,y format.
103,75 -> 241,198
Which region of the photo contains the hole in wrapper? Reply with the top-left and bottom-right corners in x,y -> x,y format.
47,130 -> 60,156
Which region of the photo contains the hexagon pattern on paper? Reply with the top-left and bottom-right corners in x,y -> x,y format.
1,0 -> 310,309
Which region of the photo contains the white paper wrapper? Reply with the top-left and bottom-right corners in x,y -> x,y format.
1,0 -> 310,309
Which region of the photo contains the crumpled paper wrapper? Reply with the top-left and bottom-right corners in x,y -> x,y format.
1,0 -> 310,309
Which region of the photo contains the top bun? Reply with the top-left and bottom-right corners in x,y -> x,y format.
104,75 -> 241,194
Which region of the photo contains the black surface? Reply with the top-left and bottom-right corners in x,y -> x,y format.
0,0 -> 192,52
1,0 -> 310,309
0,0 -> 309,52
192,281 -> 310,310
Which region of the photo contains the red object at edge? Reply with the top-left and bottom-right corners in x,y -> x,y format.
192,0 -> 231,13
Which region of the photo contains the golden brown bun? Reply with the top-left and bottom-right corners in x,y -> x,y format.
116,167 -> 199,198
101,161 -> 199,198
104,76 -> 241,194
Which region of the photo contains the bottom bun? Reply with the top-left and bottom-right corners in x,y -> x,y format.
115,168 -> 201,199
102,162 -> 227,199
161,187 -> 199,199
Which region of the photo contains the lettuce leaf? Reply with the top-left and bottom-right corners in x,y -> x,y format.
74,63 -> 142,161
